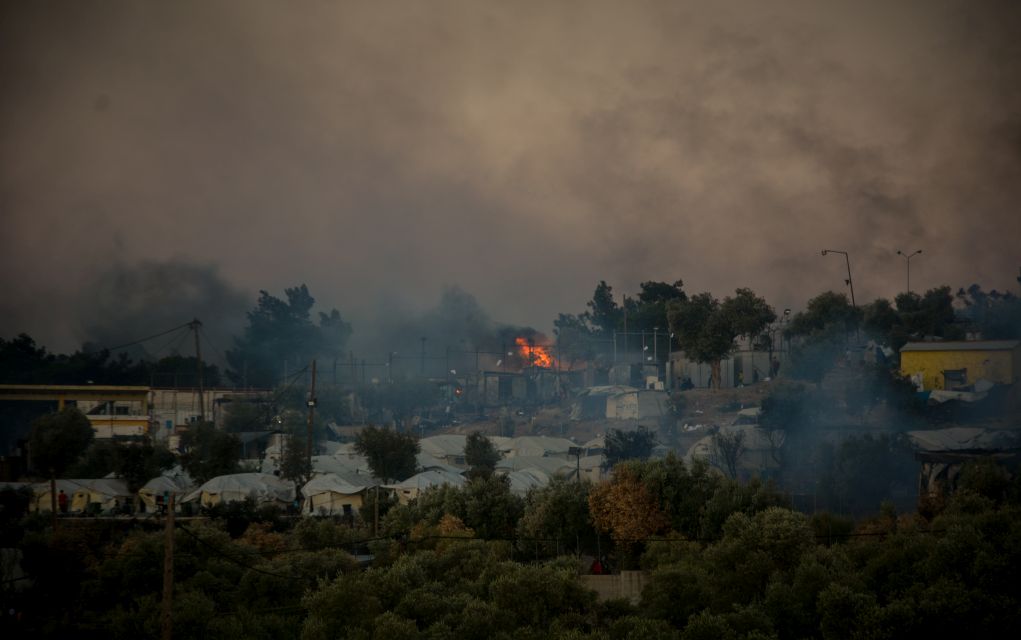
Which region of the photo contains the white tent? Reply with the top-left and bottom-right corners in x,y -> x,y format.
70,479 -> 131,513
502,468 -> 552,496
31,479 -> 130,513
496,455 -> 573,476
385,469 -> 465,504
139,475 -> 193,511
508,436 -> 576,458
301,474 -> 367,515
183,473 -> 295,508
417,451 -> 463,475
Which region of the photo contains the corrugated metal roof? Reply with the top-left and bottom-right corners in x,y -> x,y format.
900,340 -> 1020,352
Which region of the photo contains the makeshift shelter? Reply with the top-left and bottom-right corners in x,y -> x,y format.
183,473 -> 295,508
385,469 -> 465,504
139,475 -> 193,512
508,436 -> 576,459
419,435 -> 468,467
502,468 -> 551,496
301,474 -> 367,516
70,479 -> 131,513
417,452 -> 463,475
907,427 -> 1021,501
496,455 -> 573,476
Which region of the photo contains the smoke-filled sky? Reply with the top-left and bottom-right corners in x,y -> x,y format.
2,0 -> 1019,354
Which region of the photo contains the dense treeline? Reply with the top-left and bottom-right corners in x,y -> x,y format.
4,456 -> 1020,639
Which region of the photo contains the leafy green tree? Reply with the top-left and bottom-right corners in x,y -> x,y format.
28,407 -> 94,515
519,476 -> 596,557
462,475 -> 525,539
354,425 -> 419,482
785,291 -> 860,338
669,289 -> 775,388
553,312 -> 599,368
956,283 -> 1021,339
464,431 -> 500,479
894,286 -> 961,341
279,432 -> 313,488
180,422 -> 241,483
604,426 -> 656,468
861,298 -> 899,344
585,280 -> 623,336
226,284 -> 352,388
625,280 -> 687,333
111,440 -> 176,496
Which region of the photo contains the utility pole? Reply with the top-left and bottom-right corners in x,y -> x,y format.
306,360 -> 317,481
161,493 -> 175,640
896,249 -> 922,293
373,484 -> 380,536
189,319 -> 205,423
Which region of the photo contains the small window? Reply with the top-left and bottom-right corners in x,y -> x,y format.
943,368 -> 967,389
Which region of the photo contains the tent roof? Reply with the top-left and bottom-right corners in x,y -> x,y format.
184,473 -> 295,503
417,452 -> 463,474
140,476 -> 192,494
497,455 -> 572,475
301,473 -> 367,497
509,436 -> 576,457
385,468 -> 465,491
420,434 -> 467,457
503,468 -> 551,495
907,427 -> 1021,452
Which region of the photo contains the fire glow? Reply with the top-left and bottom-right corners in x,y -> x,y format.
515,337 -> 555,368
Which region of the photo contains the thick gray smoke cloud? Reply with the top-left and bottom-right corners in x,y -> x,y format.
2,0 -> 1019,351
79,260 -> 249,364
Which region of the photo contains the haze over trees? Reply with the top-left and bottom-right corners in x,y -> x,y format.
226,284 -> 352,388
353,425 -> 419,482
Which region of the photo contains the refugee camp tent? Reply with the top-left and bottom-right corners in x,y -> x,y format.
30,480 -> 82,513
385,469 -> 465,504
496,455 -> 573,476
70,479 -> 131,513
139,475 -> 193,512
301,474 -> 367,516
183,473 -> 295,508
501,468 -> 552,496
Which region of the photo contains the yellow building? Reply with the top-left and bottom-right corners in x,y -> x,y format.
899,340 -> 1021,391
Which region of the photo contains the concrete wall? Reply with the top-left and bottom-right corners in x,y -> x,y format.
900,346 -> 1020,390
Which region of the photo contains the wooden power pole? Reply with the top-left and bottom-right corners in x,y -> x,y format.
161,493 -> 175,640
189,319 -> 205,423
306,359 -> 317,484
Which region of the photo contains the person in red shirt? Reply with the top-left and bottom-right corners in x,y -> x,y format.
57,490 -> 68,514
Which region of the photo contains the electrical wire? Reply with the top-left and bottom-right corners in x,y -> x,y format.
83,322 -> 194,355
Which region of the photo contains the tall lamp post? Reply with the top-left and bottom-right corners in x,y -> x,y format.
821,249 -> 856,308
896,249 -> 922,293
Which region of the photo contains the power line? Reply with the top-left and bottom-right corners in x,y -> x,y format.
83,322 -> 194,355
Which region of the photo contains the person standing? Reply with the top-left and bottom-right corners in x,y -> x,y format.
57,489 -> 68,514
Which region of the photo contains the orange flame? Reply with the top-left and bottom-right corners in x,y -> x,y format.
515,337 -> 555,368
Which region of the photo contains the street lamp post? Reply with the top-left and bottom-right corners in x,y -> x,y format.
896,249 -> 922,293
821,249 -> 856,308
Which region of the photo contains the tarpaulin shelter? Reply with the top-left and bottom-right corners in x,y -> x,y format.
300,474 -> 367,515
183,473 -> 295,508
